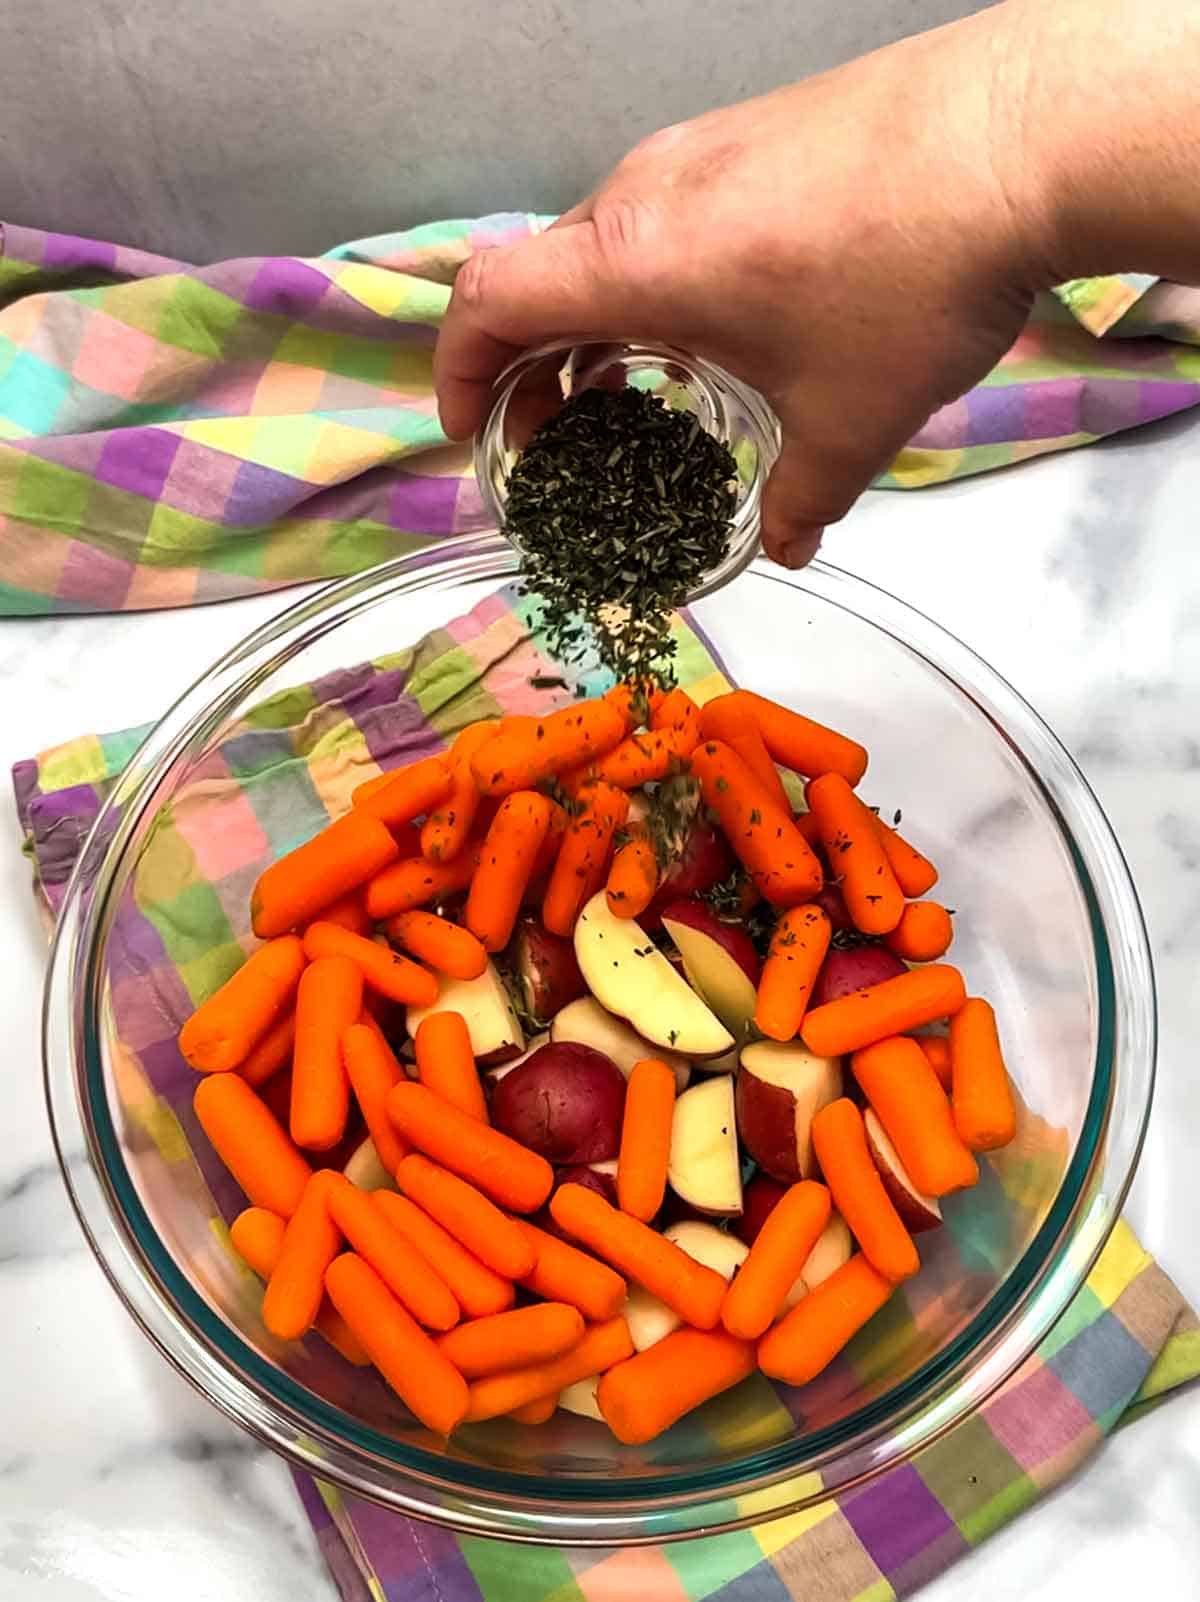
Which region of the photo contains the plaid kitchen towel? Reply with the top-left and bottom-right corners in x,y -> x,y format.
14,582 -> 1199,1602
4,216 -> 1200,614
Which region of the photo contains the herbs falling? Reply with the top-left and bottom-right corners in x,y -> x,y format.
506,387 -> 738,690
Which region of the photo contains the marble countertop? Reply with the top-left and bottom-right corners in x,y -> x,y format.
3,419 -> 1199,1600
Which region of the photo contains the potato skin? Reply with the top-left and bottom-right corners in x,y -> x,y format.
490,1042 -> 627,1163
811,945 -> 906,1008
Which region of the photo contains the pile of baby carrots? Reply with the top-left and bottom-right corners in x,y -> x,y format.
178,678 -> 1017,1445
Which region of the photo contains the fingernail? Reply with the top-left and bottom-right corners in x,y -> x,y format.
776,530 -> 823,570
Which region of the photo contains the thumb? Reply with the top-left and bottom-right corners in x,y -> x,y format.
434,221 -> 632,440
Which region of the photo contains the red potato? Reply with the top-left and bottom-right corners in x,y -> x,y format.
812,883 -> 855,934
641,822 -> 735,929
659,899 -> 760,1044
811,944 -> 907,1009
735,1040 -> 842,1184
489,1041 -> 627,1164
863,1109 -> 942,1234
510,917 -> 586,1024
554,1163 -> 619,1207
734,1173 -> 788,1247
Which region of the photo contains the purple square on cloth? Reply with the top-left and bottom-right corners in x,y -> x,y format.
389,472 -> 461,535
1023,377 -> 1083,440
965,384 -> 1032,446
841,1461 -> 962,1580
96,428 -> 182,501
244,258 -> 334,318
224,455 -> 308,526
38,231 -> 119,275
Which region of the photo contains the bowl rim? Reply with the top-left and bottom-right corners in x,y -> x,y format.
42,534 -> 1157,1544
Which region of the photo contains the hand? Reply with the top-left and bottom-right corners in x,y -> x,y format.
434,4 -> 1053,568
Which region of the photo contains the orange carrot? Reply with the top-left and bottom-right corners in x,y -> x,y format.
263,1171 -> 343,1340
603,683 -> 642,732
884,901 -> 954,962
871,815 -> 938,896
471,701 -> 628,796
341,1022 -> 408,1177
597,1326 -> 755,1444
251,813 -> 400,938
542,780 -> 628,937
304,889 -> 371,938
721,1181 -> 831,1340
852,1036 -> 978,1196
550,1183 -> 726,1329
949,998 -> 1017,1151
701,692 -> 793,811
509,1394 -> 558,1424
591,723 -> 697,789
194,1074 -> 312,1218
369,850 -> 479,921
354,755 -> 453,830
437,1302 -> 584,1378
395,1154 -> 536,1279
811,1099 -> 919,1283
325,1172 -> 460,1329
517,1220 -> 628,1322
691,741 -> 822,906
806,773 -> 904,936
238,1009 -> 296,1089
324,1253 -> 468,1434
421,723 -> 496,863
916,1033 -> 953,1091
180,936 -> 307,1073
757,1253 -> 892,1385
755,904 -> 832,1041
291,956 -> 363,1151
302,921 -> 439,1007
413,1011 -> 488,1122
350,770 -> 396,807
463,1317 -> 633,1423
229,1206 -> 368,1365
387,909 -> 487,981
388,1082 -> 552,1211
801,964 -> 967,1057
605,822 -> 659,919
616,1058 -> 676,1223
728,728 -> 793,815
466,790 -> 553,951
739,690 -> 868,786
372,1190 -> 515,1317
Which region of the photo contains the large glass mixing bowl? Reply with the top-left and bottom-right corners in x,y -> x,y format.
43,534 -> 1155,1544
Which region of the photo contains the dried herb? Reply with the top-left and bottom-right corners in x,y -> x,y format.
506,387 -> 738,689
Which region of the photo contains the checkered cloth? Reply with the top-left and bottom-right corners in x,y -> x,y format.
4,216 -> 1200,613
14,583 -> 1199,1602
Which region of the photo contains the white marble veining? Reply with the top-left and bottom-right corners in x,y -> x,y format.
3,420 -> 1200,1600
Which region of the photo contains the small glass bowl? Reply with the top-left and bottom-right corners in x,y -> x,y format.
473,339 -> 781,599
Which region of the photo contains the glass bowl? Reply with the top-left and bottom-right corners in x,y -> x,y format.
43,533 -> 1155,1545
474,339 -> 781,600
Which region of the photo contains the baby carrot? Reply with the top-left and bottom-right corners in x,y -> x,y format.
388,910 -> 487,981
325,1172 -> 460,1330
251,812 -> 400,938
263,1171 -> 343,1340
388,1082 -> 552,1211
806,773 -> 904,936
755,904 -> 832,1041
354,755 -> 453,829
852,1036 -> 979,1196
757,1253 -> 893,1385
871,815 -> 938,897
801,964 -> 967,1057
588,726 -> 691,789
304,889 -> 372,938
180,936 -> 307,1073
916,1033 -> 953,1091
884,901 -> 954,962
691,741 -> 822,907
550,1183 -> 726,1330
413,1011 -> 488,1122
510,1394 -> 558,1424
342,1022 -> 408,1177
950,998 -> 1017,1151
700,692 -> 793,811
466,790 -> 553,951
463,1317 -> 634,1423
291,956 -> 363,1151
194,1073 -> 312,1218
372,1190 -> 515,1317
738,691 -> 868,786
605,822 -> 659,919
727,728 -> 793,815
721,1181 -> 831,1340
368,849 -> 479,921
229,1207 -> 369,1365
811,1099 -> 919,1283
517,1220 -> 628,1322
616,1058 -> 676,1223
597,1326 -> 756,1444
395,1154 -> 536,1279
421,723 -> 496,863
238,1008 -> 296,1089
324,1253 -> 468,1435
302,921 -> 438,1007
543,780 -> 628,937
650,686 -> 701,737
472,701 -> 628,796
437,1302 -> 584,1378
